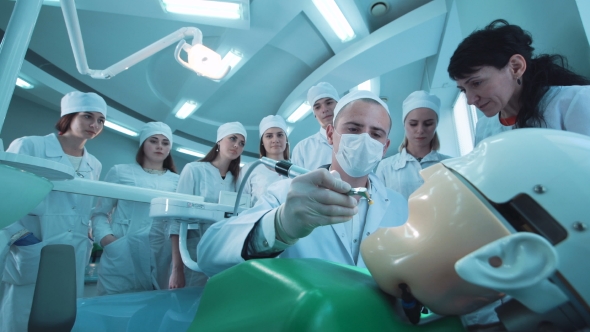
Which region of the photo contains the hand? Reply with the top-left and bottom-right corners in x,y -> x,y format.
169,267 -> 186,289
100,234 -> 117,247
279,169 -> 358,240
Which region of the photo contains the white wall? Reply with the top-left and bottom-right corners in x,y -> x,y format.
0,95 -> 194,178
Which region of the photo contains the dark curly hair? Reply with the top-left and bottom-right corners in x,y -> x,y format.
448,19 -> 590,128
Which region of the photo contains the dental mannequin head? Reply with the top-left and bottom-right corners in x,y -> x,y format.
361,129 -> 590,327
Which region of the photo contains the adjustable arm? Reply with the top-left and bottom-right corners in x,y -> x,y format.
59,0 -> 208,79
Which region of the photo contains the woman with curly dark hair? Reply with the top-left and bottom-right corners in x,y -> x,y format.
448,19 -> 590,145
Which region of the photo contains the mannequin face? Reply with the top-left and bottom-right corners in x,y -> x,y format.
262,127 -> 287,158
67,112 -> 105,139
360,163 -> 511,315
218,134 -> 245,161
404,108 -> 437,150
142,134 -> 171,165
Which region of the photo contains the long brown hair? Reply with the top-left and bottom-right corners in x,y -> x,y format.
136,141 -> 178,173
55,113 -> 77,135
199,144 -> 241,183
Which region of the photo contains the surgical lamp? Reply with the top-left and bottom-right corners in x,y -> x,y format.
59,0 -> 229,80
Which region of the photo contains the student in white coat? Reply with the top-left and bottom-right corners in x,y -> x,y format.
291,82 -> 339,170
0,91 -> 106,331
375,91 -> 451,199
169,122 -> 247,289
197,90 -> 408,277
239,115 -> 289,207
92,122 -> 179,295
448,19 -> 590,146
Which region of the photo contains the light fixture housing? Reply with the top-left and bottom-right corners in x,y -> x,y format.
176,147 -> 205,158
104,121 -> 138,137
175,42 -> 230,80
287,103 -> 311,123
175,100 -> 198,119
16,77 -> 34,89
357,79 -> 371,91
162,0 -> 242,20
312,0 -> 356,42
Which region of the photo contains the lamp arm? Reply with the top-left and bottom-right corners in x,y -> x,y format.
60,0 -> 202,79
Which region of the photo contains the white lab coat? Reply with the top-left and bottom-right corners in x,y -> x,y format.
375,148 -> 452,200
170,161 -> 238,286
474,85 -> 590,145
92,163 -> 179,295
238,162 -> 287,207
197,173 -> 408,277
0,133 -> 101,332
291,128 -> 333,170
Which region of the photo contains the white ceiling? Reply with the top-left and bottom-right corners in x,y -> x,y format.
2,0 -> 589,161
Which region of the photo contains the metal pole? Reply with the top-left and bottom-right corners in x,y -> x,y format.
0,0 -> 44,134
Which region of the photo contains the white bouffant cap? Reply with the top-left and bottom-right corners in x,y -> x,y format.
307,82 -> 339,107
61,91 -> 107,118
139,122 -> 173,146
333,90 -> 389,120
402,91 -> 440,124
217,122 -> 247,142
259,115 -> 287,138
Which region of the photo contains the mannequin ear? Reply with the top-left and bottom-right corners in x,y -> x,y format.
455,232 -> 568,313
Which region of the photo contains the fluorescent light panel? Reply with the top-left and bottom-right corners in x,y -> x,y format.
175,100 -> 198,119
453,92 -> 476,156
163,0 -> 242,19
222,50 -> 242,69
357,80 -> 371,92
286,103 -> 311,123
176,147 -> 205,158
104,121 -> 138,137
16,77 -> 34,89
312,0 -> 355,42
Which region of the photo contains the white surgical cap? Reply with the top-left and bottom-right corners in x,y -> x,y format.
139,122 -> 173,147
307,82 -> 339,107
259,115 -> 287,138
402,91 -> 440,124
61,91 -> 107,118
333,90 -> 390,121
217,122 -> 247,142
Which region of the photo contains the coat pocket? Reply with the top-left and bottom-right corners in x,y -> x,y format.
2,241 -> 45,285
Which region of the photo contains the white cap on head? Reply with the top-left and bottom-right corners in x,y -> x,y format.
259,115 -> 287,138
217,122 -> 247,142
139,122 -> 173,147
61,91 -> 107,118
402,91 -> 440,124
333,90 -> 390,121
307,82 -> 339,107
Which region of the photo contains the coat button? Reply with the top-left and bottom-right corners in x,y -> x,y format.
353,239 -> 358,243
366,232 -> 370,236
263,240 -> 269,247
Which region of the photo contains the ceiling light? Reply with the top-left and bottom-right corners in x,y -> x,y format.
222,49 -> 242,69
15,78 -> 34,89
287,103 -> 311,123
357,80 -> 371,91
312,0 -> 356,42
176,147 -> 205,158
176,42 -> 230,80
162,0 -> 242,20
175,100 -> 198,119
104,121 -> 138,137
240,163 -> 244,167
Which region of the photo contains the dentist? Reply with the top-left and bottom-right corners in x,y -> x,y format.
197,91 -> 408,276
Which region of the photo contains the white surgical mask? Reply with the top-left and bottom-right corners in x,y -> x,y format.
334,130 -> 384,177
